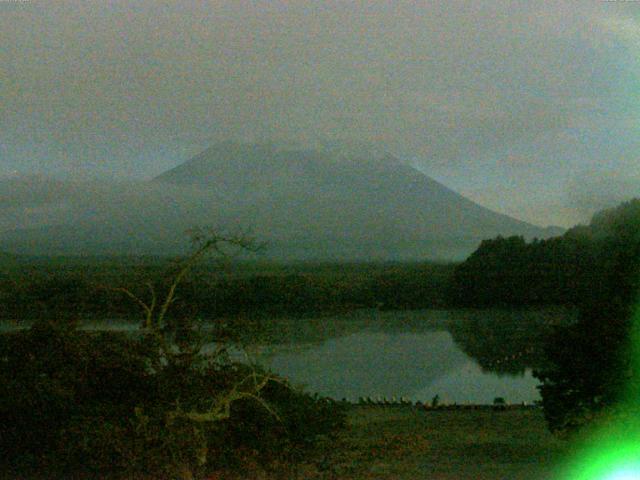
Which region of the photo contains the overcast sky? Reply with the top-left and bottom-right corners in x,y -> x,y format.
1,1 -> 639,227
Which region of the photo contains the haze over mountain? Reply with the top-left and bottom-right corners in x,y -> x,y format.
4,2 -> 640,227
0,143 -> 562,260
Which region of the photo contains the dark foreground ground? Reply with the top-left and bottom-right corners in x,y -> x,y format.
2,406 -> 570,480
209,405 -> 570,480
323,406 -> 569,480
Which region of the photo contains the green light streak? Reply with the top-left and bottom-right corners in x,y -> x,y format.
559,430 -> 640,479
557,305 -> 640,479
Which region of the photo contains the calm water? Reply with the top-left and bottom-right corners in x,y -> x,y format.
6,308 -> 573,404
258,331 -> 540,404
241,309 -> 566,404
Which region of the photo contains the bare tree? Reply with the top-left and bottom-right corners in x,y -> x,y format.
115,229 -> 282,479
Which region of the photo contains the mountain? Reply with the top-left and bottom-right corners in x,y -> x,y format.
153,142 -> 562,260
0,143 -> 563,260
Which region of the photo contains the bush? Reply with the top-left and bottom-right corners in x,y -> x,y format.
0,319 -> 345,478
0,319 -> 152,473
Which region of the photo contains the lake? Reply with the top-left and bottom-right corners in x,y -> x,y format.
236,308 -> 570,404
4,308 -> 573,405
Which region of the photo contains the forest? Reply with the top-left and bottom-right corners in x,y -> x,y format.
449,199 -> 640,309
0,258 -> 453,322
6,200 -> 638,323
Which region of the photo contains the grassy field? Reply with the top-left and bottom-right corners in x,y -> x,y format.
311,406 -> 570,480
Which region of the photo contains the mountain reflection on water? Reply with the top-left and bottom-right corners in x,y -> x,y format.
223,308 -> 574,404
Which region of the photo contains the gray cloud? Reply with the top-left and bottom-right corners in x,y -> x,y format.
1,1 -> 638,226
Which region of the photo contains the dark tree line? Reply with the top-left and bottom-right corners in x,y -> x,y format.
537,200 -> 640,431
452,199 -> 640,431
0,262 -> 454,322
449,232 -> 600,307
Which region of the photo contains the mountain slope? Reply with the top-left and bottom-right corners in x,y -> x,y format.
153,142 -> 562,260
